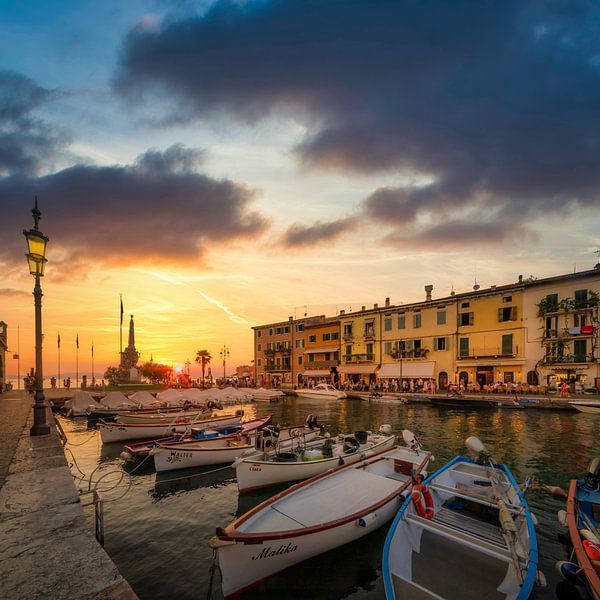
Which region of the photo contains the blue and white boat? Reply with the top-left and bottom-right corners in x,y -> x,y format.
383,436 -> 539,600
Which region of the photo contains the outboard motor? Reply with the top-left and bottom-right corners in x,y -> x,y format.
584,457 -> 600,490
306,414 -> 319,430
379,424 -> 392,435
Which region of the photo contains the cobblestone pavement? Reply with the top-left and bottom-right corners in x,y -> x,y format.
0,391 -> 32,489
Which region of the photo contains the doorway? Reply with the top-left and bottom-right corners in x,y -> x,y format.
476,366 -> 493,389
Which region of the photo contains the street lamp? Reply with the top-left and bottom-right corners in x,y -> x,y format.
219,345 -> 230,382
23,197 -> 50,436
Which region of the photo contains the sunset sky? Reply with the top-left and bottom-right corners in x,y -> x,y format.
1,0 -> 599,380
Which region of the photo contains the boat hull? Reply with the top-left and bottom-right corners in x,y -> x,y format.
296,391 -> 347,400
98,414 -> 241,443
236,435 -> 396,493
570,402 -> 600,414
153,440 -> 255,472
428,396 -> 523,409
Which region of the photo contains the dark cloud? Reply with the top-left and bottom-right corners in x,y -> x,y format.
0,288 -> 29,298
115,0 -> 600,243
0,144 -> 268,271
281,217 -> 357,248
0,70 -> 69,176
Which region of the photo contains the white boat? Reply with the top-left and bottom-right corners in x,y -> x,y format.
383,436 -> 539,600
209,432 -> 431,598
235,426 -> 396,493
359,392 -> 407,404
297,383 -> 347,400
569,401 -> 600,414
115,407 -> 212,424
153,420 -> 322,473
98,413 -> 242,444
249,387 -> 286,401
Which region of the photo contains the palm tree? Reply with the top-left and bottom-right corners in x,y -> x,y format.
195,349 -> 212,385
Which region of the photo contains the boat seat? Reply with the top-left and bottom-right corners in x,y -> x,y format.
429,483 -> 523,514
406,509 -> 512,562
386,472 -> 410,482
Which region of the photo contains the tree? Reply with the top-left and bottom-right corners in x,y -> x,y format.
195,349 -> 212,383
139,361 -> 173,384
104,366 -> 120,385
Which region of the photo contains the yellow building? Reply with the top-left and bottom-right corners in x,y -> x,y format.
301,317 -> 340,384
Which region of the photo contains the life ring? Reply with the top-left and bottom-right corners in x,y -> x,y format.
583,539 -> 600,576
411,483 -> 434,520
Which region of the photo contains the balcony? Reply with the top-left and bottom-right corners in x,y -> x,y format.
544,326 -> 595,340
305,359 -> 339,370
540,354 -> 597,366
264,344 -> 291,354
390,349 -> 429,359
458,347 -> 516,359
343,333 -> 354,341
364,329 -> 375,340
265,363 -> 291,373
343,353 -> 375,364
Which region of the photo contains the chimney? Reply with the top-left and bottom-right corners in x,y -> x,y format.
361,305 -> 366,311
425,284 -> 433,301
518,274 -> 523,283
374,303 -> 378,309
385,297 -> 390,307
340,309 -> 345,315
289,316 -> 293,322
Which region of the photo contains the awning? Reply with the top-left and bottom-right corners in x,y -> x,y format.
378,361 -> 435,379
338,364 -> 379,375
304,347 -> 340,354
302,370 -> 331,377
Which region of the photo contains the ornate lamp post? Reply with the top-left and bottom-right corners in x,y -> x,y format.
219,345 -> 230,382
23,198 -> 50,436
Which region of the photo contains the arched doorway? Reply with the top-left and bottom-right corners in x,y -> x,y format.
526,370 -> 538,386
438,371 -> 448,390
459,371 -> 469,389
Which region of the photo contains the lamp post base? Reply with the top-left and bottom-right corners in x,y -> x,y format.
30,423 -> 51,436
30,401 -> 51,436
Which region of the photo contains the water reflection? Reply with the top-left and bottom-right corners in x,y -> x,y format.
59,400 -> 600,600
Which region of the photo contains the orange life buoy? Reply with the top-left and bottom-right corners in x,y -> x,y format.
411,483 -> 434,520
584,539 -> 600,576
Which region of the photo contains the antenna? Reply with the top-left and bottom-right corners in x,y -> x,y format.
595,248 -> 600,269
473,270 -> 480,291
304,305 -> 307,318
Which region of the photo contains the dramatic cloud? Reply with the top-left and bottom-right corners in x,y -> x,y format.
0,70 -> 69,176
115,0 -> 600,245
0,145 -> 268,270
281,217 -> 357,248
0,288 -> 30,298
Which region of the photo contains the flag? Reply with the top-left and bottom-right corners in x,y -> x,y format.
57,332 -> 60,349
120,294 -> 124,325
76,334 -> 79,349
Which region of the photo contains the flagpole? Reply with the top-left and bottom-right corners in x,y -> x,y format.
91,342 -> 94,385
57,331 -> 61,389
120,294 -> 123,362
17,325 -> 21,390
76,335 -> 79,389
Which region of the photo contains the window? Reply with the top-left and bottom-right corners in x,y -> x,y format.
296,324 -> 304,332
309,335 -> 317,343
365,320 -> 375,337
545,315 -> 558,338
343,323 -> 353,337
308,354 -> 315,363
504,371 -> 514,383
574,339 -> 587,362
461,302 -> 470,308
413,313 -> 422,328
284,326 -> 290,334
384,341 -> 393,355
257,343 -> 262,352
498,307 -> 517,322
345,344 -> 352,357
333,351 -> 339,361
366,343 -> 374,359
325,352 -> 331,361
460,312 -> 474,326
322,333 -> 331,341
269,328 -> 273,336
526,370 -> 539,385
295,339 -> 305,348
434,337 -> 447,351
545,293 -> 559,311
437,311 -> 446,325
257,359 -> 261,366
397,315 -> 406,329
574,313 -> 587,328
502,296 -> 512,303
384,317 -> 392,331
501,334 -> 513,355
297,356 -> 302,365
459,338 -> 469,357
331,332 -> 339,340
257,330 -> 262,338
575,289 -> 588,308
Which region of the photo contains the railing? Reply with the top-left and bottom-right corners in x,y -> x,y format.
305,360 -> 339,369
265,364 -> 291,372
544,327 -> 595,339
342,353 -> 375,363
390,349 -> 429,359
540,354 -> 597,365
458,348 -> 516,359
343,332 -> 353,340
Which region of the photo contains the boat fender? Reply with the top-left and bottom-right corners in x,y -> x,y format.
581,528 -> 600,544
412,484 -> 434,520
556,560 -> 585,584
583,540 -> 600,576
357,512 -> 378,528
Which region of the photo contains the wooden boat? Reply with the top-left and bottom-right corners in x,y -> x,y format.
121,415 -> 273,461
87,402 -> 215,422
428,395 -> 524,409
235,425 -> 396,493
558,458 -> 600,600
98,413 -> 242,444
358,392 -> 407,404
209,434 -> 432,598
114,407 -> 212,424
383,436 -> 539,600
569,401 -> 600,414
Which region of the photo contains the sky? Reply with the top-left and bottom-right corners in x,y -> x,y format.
1,0 -> 600,380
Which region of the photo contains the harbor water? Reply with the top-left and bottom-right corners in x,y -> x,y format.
60,397 -> 600,600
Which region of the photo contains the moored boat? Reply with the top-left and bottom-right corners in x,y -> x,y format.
235,425 -> 396,493
297,383 -> 347,400
383,436 -> 539,600
428,395 -> 524,409
358,392 -> 407,404
557,458 -> 600,600
569,401 -> 600,415
209,433 -> 431,598
98,412 -> 242,444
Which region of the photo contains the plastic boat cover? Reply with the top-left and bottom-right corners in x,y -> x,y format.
156,389 -> 183,403
66,391 -> 98,416
128,390 -> 159,407
101,391 -> 135,409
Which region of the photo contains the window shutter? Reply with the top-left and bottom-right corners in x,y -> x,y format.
469,312 -> 474,325
511,307 -> 517,321
498,308 -> 504,322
